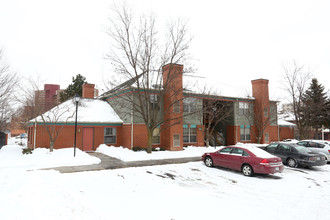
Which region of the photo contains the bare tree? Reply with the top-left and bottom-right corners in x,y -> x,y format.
243,103 -> 277,143
17,78 -> 73,152
0,49 -> 19,131
105,3 -> 192,153
13,78 -> 45,131
282,61 -> 311,139
37,101 -> 75,152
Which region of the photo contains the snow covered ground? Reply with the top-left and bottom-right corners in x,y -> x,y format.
1,140 -> 330,219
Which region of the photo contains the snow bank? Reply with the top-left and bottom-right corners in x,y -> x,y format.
0,144 -> 100,170
96,144 -> 221,161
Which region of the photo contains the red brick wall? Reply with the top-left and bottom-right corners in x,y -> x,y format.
279,126 -> 294,141
268,126 -> 279,143
28,124 -> 122,151
121,124 -> 132,149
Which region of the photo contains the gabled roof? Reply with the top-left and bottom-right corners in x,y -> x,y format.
30,98 -> 123,124
99,72 -> 145,98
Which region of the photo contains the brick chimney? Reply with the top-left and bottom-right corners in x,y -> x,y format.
82,83 -> 95,98
162,63 -> 184,151
251,79 -> 270,143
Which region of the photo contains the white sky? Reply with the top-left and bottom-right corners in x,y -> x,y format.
1,0 -> 329,102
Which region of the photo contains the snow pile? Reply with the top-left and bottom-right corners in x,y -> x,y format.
236,142 -> 268,147
31,98 -> 123,123
96,144 -> 221,161
0,144 -> 100,170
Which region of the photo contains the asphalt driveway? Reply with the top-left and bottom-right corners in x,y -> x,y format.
47,152 -> 201,173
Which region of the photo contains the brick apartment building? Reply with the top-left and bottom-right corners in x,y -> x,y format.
27,63 -> 292,151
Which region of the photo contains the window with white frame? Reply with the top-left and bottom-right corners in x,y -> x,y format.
239,102 -> 249,115
104,127 -> 117,144
264,107 -> 268,117
152,127 -> 160,144
183,125 -> 197,143
240,125 -> 251,141
173,134 -> 180,147
173,101 -> 180,113
265,132 -> 269,143
150,94 -> 159,110
183,97 -> 197,113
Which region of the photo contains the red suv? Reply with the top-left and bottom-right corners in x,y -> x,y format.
202,145 -> 284,176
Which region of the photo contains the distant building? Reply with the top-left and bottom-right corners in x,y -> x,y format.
35,84 -> 61,112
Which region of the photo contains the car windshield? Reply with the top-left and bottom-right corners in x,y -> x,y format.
293,146 -> 313,154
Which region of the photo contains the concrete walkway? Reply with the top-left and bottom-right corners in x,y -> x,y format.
46,152 -> 201,173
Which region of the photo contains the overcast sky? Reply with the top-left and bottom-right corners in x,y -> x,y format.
1,0 -> 329,102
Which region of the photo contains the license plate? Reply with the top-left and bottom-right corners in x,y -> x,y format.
317,157 -> 320,160
275,167 -> 279,171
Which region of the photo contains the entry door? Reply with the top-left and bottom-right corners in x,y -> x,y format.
0,132 -> 5,148
82,128 -> 94,151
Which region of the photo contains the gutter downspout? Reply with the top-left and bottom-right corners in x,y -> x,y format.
131,104 -> 134,149
235,99 -> 238,144
33,119 -> 37,150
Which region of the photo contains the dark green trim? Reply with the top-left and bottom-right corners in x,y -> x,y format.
279,125 -> 295,127
105,88 -> 134,100
183,92 -> 254,102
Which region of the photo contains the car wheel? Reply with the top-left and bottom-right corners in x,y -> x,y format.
204,156 -> 213,167
287,158 -> 298,168
242,164 -> 254,177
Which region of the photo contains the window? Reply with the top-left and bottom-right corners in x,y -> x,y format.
242,150 -> 249,157
297,141 -> 307,146
266,143 -> 278,150
309,142 -> 325,148
104,127 -> 117,144
152,127 -> 160,144
183,125 -> 197,143
173,134 -> 180,147
265,132 -> 269,143
183,127 -> 189,143
264,107 -> 268,117
173,101 -> 180,113
277,144 -> 290,152
183,98 -> 197,113
239,102 -> 249,115
231,148 -> 244,155
28,127 -> 31,142
150,94 -> 159,110
240,125 -> 251,141
219,147 -> 232,154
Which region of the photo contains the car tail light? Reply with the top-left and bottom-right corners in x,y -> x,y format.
260,159 -> 270,165
309,157 -> 317,161
328,150 -> 330,153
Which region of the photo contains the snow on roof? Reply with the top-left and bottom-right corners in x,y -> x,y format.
278,111 -> 295,121
278,119 -> 296,127
31,98 -> 123,124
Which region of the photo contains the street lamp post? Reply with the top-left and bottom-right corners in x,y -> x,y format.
73,94 -> 81,157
